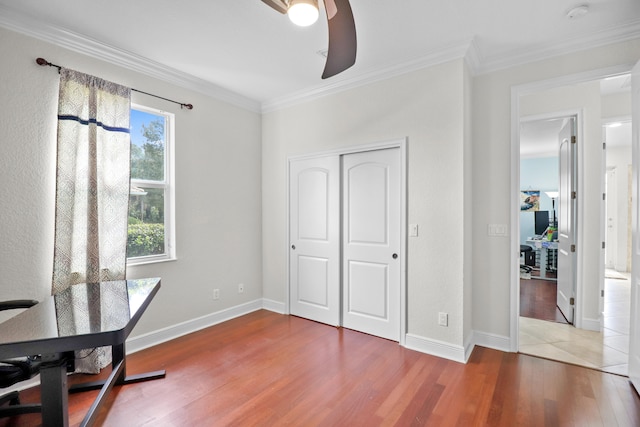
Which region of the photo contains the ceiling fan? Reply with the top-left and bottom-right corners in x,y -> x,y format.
261,0 -> 357,79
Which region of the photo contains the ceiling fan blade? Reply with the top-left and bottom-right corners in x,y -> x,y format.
262,0 -> 288,14
321,0 -> 357,79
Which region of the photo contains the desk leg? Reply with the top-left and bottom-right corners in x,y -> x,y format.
40,354 -> 70,427
69,342 -> 165,393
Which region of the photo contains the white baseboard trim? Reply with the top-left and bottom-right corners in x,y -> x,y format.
262,298 -> 286,314
581,317 -> 601,332
126,299 -> 263,354
464,332 -> 476,362
404,333 -> 467,363
472,330 -> 512,353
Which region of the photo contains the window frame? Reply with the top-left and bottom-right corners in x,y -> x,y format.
126,103 -> 176,265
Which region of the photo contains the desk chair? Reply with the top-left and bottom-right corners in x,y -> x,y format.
520,245 -> 534,273
0,300 -> 42,418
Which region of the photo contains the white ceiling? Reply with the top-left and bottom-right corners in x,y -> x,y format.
1,0 -> 639,108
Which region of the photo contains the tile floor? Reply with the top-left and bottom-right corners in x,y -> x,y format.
519,270 -> 630,376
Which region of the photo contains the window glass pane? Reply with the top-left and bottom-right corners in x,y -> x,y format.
127,187 -> 165,258
130,109 -> 165,181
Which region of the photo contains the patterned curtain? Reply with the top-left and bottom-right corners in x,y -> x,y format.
52,68 -> 131,373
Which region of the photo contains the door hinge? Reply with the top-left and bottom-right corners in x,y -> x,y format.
603,193 -> 606,201
601,290 -> 605,297
571,135 -> 576,144
570,297 -> 575,306
572,191 -> 577,199
603,142 -> 606,150
571,244 -> 576,252
602,241 -> 606,249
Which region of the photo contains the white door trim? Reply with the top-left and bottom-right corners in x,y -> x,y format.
286,138 -> 408,346
510,64 -> 634,352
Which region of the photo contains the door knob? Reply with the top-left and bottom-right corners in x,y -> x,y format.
291,245 -> 296,250
392,253 -> 398,259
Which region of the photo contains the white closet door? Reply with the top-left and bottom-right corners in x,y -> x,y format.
342,148 -> 401,341
289,156 -> 340,326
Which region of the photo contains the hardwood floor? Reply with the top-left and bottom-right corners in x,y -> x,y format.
520,278 -> 568,324
4,310 -> 640,426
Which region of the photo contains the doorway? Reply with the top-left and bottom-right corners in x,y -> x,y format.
519,115 -> 575,325
512,70 -> 633,374
287,140 -> 407,343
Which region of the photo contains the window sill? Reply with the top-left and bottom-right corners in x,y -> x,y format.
127,256 -> 177,267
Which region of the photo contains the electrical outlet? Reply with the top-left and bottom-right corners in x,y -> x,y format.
438,312 -> 448,327
213,289 -> 220,300
238,283 -> 244,293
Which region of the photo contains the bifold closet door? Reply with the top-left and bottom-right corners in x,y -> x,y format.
289,156 -> 340,326
342,148 -> 401,341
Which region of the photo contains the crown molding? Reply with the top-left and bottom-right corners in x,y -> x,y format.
474,19 -> 640,75
261,39 -> 474,113
0,5 -> 261,113
2,3 -> 638,115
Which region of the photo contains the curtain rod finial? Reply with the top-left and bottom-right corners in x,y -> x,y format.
36,57 -> 49,66
183,104 -> 193,110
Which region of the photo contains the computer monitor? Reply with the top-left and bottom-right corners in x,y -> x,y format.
534,210 -> 549,236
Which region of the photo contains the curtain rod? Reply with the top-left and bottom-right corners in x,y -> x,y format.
36,58 -> 193,110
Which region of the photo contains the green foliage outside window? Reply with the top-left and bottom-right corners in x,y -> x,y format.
127,110 -> 168,260
127,223 -> 165,258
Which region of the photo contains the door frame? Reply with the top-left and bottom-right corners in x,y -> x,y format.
286,138 -> 408,346
509,64 -> 633,351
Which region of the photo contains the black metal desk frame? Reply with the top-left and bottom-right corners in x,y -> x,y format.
0,278 -> 165,427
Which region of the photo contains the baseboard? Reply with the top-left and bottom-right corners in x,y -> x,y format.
580,317 -> 601,332
262,298 -> 286,314
126,299 -> 264,354
404,333 -> 467,363
472,330 -> 512,353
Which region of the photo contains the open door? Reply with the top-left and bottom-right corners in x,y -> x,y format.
557,117 -> 577,324
629,59 -> 640,392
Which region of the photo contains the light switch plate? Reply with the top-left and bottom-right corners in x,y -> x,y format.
488,224 -> 508,237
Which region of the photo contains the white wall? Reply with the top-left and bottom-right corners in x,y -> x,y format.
472,39 -> 640,341
0,27 -> 263,335
262,60 -> 470,353
1,23 -> 639,360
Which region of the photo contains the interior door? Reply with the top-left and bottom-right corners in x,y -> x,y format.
289,156 -> 340,326
629,59 -> 640,393
342,148 -> 401,341
557,117 -> 577,324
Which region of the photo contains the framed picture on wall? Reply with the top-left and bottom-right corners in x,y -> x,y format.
520,190 -> 540,212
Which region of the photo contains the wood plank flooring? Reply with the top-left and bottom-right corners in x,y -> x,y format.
4,310 -> 640,426
520,278 -> 568,324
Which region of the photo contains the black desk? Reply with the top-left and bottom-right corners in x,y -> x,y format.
0,278 -> 165,427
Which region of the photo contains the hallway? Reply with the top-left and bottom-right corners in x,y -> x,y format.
519,271 -> 630,376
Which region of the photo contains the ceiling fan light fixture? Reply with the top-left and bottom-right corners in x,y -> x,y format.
288,0 -> 319,27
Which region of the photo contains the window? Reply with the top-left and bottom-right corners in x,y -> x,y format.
127,105 -> 175,264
